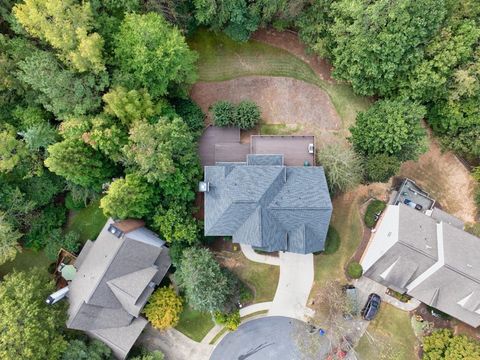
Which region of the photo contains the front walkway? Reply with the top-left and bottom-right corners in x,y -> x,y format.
354,276 -> 421,312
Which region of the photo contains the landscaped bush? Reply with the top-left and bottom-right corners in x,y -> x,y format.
422,329 -> 480,359
364,200 -> 387,228
214,310 -> 241,331
65,192 -> 86,210
347,261 -> 363,279
324,226 -> 340,254
364,154 -> 401,183
211,101 -> 235,127
211,100 -> 261,130
234,101 -> 261,129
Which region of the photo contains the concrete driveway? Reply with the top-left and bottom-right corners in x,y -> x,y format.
210,316 -> 329,360
269,251 -> 314,320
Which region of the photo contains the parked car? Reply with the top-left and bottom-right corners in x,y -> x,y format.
361,293 -> 381,321
342,284 -> 359,320
403,198 -> 423,211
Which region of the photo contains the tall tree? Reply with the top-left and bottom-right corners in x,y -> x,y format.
123,118 -> 201,201
100,173 -> 156,220
0,213 -> 22,265
14,0 -> 105,73
329,0 -> 447,96
113,13 -> 197,98
153,204 -> 199,244
103,86 -> 157,125
144,287 -> 183,330
0,269 -> 67,360
61,339 -> 112,360
16,50 -> 108,119
45,138 -> 115,191
350,99 -> 427,161
176,247 -> 233,313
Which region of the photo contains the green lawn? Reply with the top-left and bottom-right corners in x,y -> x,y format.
188,29 -> 371,128
260,123 -> 303,135
356,304 -> 417,360
313,192 -> 363,283
65,200 -> 107,243
175,305 -> 215,342
218,251 -> 280,303
0,249 -> 51,278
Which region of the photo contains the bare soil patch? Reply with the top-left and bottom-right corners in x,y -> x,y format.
252,28 -> 334,83
190,76 -> 341,130
399,134 -> 477,223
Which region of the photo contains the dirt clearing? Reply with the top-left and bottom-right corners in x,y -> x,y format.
400,135 -> 477,223
190,76 -> 341,130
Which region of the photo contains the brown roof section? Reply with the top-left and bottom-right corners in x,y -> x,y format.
113,219 -> 145,233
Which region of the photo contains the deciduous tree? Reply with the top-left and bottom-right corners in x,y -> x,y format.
0,269 -> 68,360
100,173 -> 156,220
14,0 -> 105,73
176,247 -> 233,313
144,287 -> 183,330
45,138 -> 115,190
113,13 -> 197,98
103,86 -> 157,125
0,213 -> 21,265
153,204 -> 199,244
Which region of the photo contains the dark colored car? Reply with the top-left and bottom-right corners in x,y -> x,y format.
403,199 -> 423,211
361,293 -> 381,321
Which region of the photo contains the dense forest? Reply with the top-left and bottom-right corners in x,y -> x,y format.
0,0 -> 479,269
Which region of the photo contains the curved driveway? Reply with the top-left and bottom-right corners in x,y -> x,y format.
210,316 -> 328,360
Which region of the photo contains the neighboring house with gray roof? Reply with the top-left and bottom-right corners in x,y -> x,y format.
361,204 -> 480,327
67,219 -> 171,359
201,153 -> 332,254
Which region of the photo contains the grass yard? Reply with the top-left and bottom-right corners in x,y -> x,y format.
175,305 -> 215,342
313,191 -> 364,283
260,123 -> 303,135
356,304 -> 417,360
0,249 -> 51,278
188,29 -> 370,128
216,250 -> 280,303
65,200 -> 107,243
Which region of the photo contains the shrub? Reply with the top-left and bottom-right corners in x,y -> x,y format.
364,200 -> 387,228
211,101 -> 235,127
234,101 -> 261,129
144,287 -> 183,330
323,226 -> 340,254
65,192 -> 86,210
214,310 -> 241,331
364,154 -> 401,183
347,261 -> 363,279
172,98 -> 205,134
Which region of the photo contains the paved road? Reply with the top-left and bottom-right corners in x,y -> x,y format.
210,316 -> 329,360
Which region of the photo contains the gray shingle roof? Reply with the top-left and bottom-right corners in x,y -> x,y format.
67,219 -> 171,359
363,204 -> 480,327
204,155 -> 332,254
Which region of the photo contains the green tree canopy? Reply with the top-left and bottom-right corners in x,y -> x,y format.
45,138 -> 115,190
350,99 -> 427,161
16,50 -> 108,119
85,114 -> 128,163
113,13 -> 197,98
176,247 -> 233,313
0,269 -> 67,360
153,203 -> 199,245
123,118 -> 201,201
329,0 -> 447,96
0,212 -> 22,265
61,339 -> 112,360
103,86 -> 157,125
14,0 -> 105,73
100,173 -> 156,220
423,329 -> 480,360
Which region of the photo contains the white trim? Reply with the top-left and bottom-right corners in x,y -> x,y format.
407,222 -> 444,292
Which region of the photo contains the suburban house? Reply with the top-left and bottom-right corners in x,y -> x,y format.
200,152 -> 332,254
66,219 -> 171,359
361,203 -> 480,327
